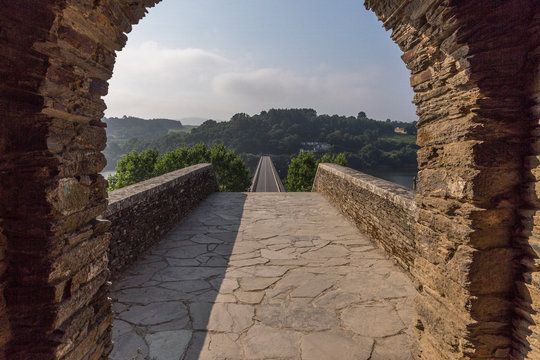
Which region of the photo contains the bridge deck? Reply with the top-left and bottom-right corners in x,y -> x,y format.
251,156 -> 286,192
110,193 -> 417,360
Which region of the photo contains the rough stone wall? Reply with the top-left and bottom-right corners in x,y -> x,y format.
103,164 -> 219,277
512,2 -> 540,359
0,3 -> 60,358
366,0 -> 539,359
0,1 -> 161,359
313,164 -> 416,270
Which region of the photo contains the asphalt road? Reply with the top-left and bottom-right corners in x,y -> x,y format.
254,156 -> 284,192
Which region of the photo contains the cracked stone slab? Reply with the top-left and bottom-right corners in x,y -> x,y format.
228,257 -> 269,267
210,277 -> 238,293
115,287 -> 190,304
194,333 -> 244,359
371,334 -> 413,360
154,266 -> 224,282
243,325 -> 301,359
226,265 -> 289,278
290,274 -> 339,298
313,290 -> 358,310
118,301 -> 189,327
157,244 -> 209,258
302,244 -> 349,259
300,330 -> 374,360
190,302 -> 214,330
191,234 -> 225,244
239,277 -> 280,291
159,279 -> 211,293
147,330 -> 192,360
207,303 -> 254,332
257,303 -> 338,331
110,331 -> 148,360
260,248 -> 296,260
214,293 -> 237,303
235,290 -> 265,305
342,304 -> 406,337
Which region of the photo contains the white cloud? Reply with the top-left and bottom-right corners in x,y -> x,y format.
105,41 -> 416,122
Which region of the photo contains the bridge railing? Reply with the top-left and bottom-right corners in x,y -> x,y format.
102,164 -> 219,277
313,163 -> 417,270
249,156 -> 264,192
268,157 -> 286,192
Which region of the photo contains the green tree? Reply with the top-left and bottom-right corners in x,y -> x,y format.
284,153 -> 319,192
107,149 -> 159,189
359,144 -> 382,168
208,144 -> 251,192
107,144 -> 251,192
153,147 -> 191,176
320,153 -> 347,166
285,152 -> 347,192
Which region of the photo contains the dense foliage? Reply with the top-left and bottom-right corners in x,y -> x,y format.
285,152 -> 347,192
109,109 -> 418,171
105,116 -> 183,141
107,143 -> 251,192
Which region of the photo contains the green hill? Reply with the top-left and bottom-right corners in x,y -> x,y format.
103,116 -> 184,143
102,109 -> 418,173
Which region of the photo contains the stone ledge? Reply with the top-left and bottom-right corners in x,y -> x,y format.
104,163 -> 214,216
316,163 -> 416,211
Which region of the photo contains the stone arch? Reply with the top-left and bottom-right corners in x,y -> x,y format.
0,1 -> 538,359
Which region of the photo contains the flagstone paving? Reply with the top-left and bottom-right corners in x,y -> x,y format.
110,192 -> 417,360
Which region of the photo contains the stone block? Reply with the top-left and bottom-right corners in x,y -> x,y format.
411,67 -> 435,87
49,233 -> 109,283
57,26 -> 98,56
55,270 -> 109,328
48,178 -> 92,217
415,292 -> 470,359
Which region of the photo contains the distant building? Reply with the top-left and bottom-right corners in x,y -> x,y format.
300,142 -> 332,153
394,127 -> 407,135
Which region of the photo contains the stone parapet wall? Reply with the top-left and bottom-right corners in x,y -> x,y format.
312,163 -> 417,270
102,164 -> 219,277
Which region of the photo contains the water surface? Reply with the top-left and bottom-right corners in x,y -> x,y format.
363,168 -> 417,190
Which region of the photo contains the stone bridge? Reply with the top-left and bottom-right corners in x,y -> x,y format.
108,183 -> 417,359
1,1 -> 540,359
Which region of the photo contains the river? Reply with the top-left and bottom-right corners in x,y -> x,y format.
101,171 -> 116,179
363,168 -> 417,190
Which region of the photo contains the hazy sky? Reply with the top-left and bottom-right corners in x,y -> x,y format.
104,0 -> 417,122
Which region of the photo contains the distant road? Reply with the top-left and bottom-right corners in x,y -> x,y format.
252,156 -> 286,192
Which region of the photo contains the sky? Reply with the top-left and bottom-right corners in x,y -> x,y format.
104,0 -> 417,123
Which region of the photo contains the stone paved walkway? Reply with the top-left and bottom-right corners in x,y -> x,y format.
110,193 -> 417,360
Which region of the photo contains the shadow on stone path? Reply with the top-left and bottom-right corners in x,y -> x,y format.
110,192 -> 417,360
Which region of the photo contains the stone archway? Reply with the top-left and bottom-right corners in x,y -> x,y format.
370,1 -> 539,359
0,1 -> 538,359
